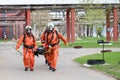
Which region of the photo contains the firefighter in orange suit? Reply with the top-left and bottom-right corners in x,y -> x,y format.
40,23 -> 67,72
16,25 -> 37,71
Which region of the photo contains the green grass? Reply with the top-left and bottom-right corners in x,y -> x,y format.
60,37 -> 120,48
75,51 -> 120,79
0,39 -> 11,42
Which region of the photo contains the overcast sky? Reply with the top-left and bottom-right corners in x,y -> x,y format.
0,0 -> 119,5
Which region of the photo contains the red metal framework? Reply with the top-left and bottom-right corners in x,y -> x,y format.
0,4 -> 119,41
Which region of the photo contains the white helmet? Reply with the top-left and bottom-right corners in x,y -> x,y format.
46,23 -> 54,32
25,25 -> 32,34
25,25 -> 32,30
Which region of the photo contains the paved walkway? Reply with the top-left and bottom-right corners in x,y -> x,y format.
0,41 -> 119,80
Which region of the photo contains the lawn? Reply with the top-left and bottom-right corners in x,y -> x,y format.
0,39 -> 11,42
69,37 -> 120,79
74,51 -> 120,79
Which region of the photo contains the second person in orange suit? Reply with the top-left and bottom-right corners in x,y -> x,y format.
40,23 -> 67,72
16,25 -> 37,71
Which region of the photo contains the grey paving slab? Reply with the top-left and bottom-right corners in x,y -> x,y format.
0,41 -> 119,80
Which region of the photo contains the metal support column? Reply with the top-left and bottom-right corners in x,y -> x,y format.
26,9 -> 31,25
12,23 -> 16,39
71,8 -> 75,42
66,9 -> 71,42
106,10 -> 111,41
2,9 -> 6,39
113,7 -> 118,42
16,21 -> 19,39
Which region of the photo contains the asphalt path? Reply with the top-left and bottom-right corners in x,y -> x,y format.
0,41 -> 119,80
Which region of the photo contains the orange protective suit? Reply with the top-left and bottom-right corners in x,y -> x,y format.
16,33 -> 37,70
40,29 -> 67,70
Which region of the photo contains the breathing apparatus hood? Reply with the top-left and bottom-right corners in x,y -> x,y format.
46,23 -> 54,32
25,25 -> 32,35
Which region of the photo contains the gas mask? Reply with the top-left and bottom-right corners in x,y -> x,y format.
46,23 -> 54,33
25,25 -> 32,36
26,29 -> 31,35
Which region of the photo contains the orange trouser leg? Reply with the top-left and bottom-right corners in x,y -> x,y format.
44,53 -> 51,64
23,58 -> 29,68
29,52 -> 35,69
44,54 -> 49,62
44,53 -> 48,61
50,48 -> 59,69
23,48 -> 29,68
47,53 -> 51,65
23,49 -> 35,69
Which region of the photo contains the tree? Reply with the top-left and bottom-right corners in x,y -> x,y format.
79,0 -> 106,37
